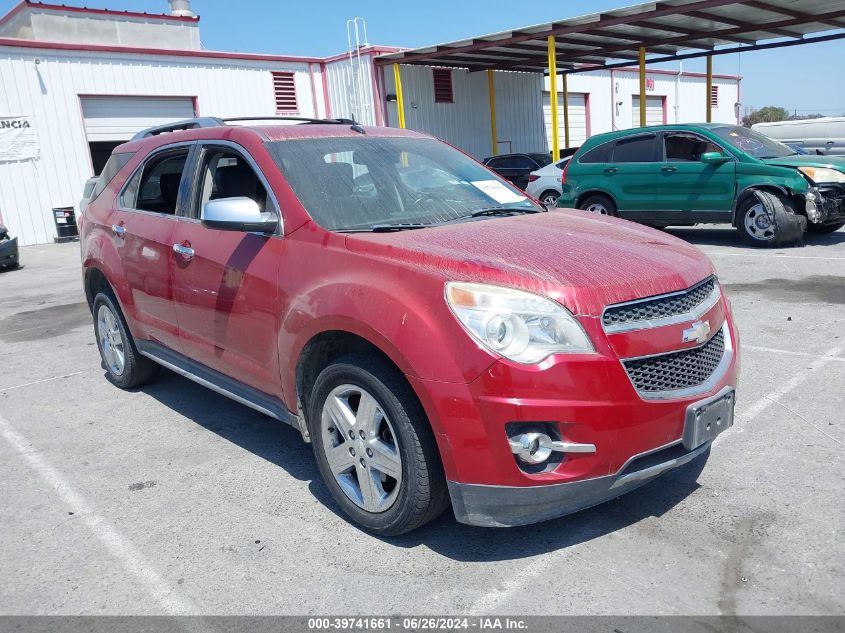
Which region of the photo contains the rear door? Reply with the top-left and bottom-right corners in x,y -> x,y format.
658,132 -> 735,219
170,141 -> 285,397
603,133 -> 662,214
115,143 -> 194,352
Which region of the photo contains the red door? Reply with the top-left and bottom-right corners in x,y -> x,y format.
115,146 -> 193,352
170,143 -> 284,397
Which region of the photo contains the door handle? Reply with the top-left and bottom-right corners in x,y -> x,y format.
604,167 -> 618,174
661,166 -> 677,172
111,224 -> 126,237
172,243 -> 195,260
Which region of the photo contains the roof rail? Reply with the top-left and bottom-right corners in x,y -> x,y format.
222,116 -> 357,125
130,116 -> 361,141
131,117 -> 225,140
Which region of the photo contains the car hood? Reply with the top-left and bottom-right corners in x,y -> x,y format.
344,210 -> 714,317
762,155 -> 845,172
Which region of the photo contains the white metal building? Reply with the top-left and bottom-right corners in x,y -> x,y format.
0,0 -> 739,246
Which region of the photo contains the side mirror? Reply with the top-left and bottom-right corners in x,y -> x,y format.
700,151 -> 730,164
201,197 -> 278,233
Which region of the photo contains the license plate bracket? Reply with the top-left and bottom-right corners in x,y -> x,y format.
682,387 -> 735,450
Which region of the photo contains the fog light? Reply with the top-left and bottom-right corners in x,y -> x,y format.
805,192 -> 822,223
509,432 -> 555,465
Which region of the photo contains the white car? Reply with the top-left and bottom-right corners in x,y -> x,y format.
525,156 -> 573,206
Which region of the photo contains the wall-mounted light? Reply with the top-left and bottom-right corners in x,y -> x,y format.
385,93 -> 397,102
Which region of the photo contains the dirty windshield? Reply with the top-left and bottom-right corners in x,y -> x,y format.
267,136 -> 540,231
711,126 -> 795,159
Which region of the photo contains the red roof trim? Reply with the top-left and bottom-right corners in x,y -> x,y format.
0,36 -> 324,63
12,1 -> 200,23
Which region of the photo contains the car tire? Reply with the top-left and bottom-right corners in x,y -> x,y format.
308,353 -> 449,535
578,194 -> 617,217
806,220 -> 845,234
92,291 -> 159,389
539,190 -> 560,207
736,190 -> 800,246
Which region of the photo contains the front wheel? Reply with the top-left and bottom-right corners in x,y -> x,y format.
736,190 -> 804,247
308,354 -> 449,535
806,220 -> 845,234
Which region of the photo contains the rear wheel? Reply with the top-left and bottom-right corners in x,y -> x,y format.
539,190 -> 560,207
578,194 -> 617,217
308,354 -> 449,535
806,220 -> 845,234
92,291 -> 159,389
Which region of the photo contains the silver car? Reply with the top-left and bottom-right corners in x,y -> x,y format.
525,156 -> 573,207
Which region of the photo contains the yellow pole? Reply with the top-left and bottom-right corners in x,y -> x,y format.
639,46 -> 646,128
562,72 -> 570,149
393,63 -> 406,129
547,35 -> 560,161
706,55 -> 713,123
487,69 -> 497,156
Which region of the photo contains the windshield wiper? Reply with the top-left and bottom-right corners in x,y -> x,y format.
469,206 -> 542,218
336,223 -> 433,233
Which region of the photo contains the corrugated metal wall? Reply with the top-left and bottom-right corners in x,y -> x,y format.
324,53 -> 379,126
0,46 -> 317,245
382,65 -> 548,160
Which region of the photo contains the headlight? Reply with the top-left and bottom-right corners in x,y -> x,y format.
445,282 -> 594,363
798,166 -> 845,184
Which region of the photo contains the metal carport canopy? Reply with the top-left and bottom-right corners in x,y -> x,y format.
374,0 -> 845,73
375,0 -> 845,160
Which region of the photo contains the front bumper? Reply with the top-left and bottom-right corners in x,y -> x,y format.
806,185 -> 845,225
0,235 -> 19,269
449,439 -> 711,527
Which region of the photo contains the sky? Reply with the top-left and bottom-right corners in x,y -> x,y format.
2,0 -> 843,116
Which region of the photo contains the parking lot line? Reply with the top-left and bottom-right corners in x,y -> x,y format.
700,251 -> 845,262
743,345 -> 845,363
0,371 -> 86,392
731,342 -> 845,429
0,411 -> 196,615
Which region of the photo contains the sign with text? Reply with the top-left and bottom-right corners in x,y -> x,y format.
0,116 -> 39,162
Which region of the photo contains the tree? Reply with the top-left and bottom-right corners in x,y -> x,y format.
742,106 -> 789,127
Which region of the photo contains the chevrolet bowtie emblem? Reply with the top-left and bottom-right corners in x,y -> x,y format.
682,320 -> 711,344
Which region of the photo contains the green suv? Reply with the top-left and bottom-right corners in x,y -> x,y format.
557,124 -> 845,245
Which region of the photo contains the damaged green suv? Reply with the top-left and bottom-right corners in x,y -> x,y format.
557,123 -> 845,245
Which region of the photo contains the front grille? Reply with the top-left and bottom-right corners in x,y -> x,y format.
623,328 -> 725,395
603,277 -> 716,328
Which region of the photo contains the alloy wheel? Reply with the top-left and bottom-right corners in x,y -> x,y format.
542,193 -> 559,206
97,304 -> 126,376
320,385 -> 402,513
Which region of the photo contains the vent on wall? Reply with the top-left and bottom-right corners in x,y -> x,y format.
432,68 -> 454,103
710,85 -> 719,107
272,72 -> 298,113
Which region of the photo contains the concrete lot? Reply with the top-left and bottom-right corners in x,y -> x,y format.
0,226 -> 843,616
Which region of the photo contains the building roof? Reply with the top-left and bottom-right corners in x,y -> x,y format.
375,0 -> 845,73
0,0 -> 200,27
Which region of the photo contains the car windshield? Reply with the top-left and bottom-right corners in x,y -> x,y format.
711,126 -> 795,159
266,137 -> 539,231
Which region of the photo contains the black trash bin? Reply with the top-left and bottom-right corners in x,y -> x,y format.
53,207 -> 78,243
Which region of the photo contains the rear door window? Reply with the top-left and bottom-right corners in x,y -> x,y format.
121,148 -> 190,215
611,135 -> 658,163
579,142 -> 612,164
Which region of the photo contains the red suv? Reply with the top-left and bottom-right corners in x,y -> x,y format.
79,117 -> 739,535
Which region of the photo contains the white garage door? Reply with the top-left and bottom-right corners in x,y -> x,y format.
544,92 -> 587,148
632,95 -> 665,128
80,96 -> 196,141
